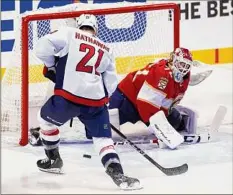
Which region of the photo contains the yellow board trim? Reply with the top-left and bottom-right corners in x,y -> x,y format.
192,49 -> 216,64
1,68 -> 6,80
1,47 -> 232,83
219,47 -> 233,64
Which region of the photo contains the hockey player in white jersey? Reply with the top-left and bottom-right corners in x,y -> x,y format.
35,14 -> 141,190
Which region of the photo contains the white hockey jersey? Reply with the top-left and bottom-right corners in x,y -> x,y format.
35,27 -> 118,107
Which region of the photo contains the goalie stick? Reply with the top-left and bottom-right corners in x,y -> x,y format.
60,133 -> 210,145
111,133 -> 210,146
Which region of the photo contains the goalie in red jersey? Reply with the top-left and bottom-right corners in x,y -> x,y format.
108,47 -> 197,149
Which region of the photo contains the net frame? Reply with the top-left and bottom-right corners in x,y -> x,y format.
18,3 -> 180,146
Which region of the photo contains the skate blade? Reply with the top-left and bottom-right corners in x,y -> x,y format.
120,181 -> 143,191
39,167 -> 64,174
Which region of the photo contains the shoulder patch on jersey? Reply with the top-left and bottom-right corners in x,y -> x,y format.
158,77 -> 168,90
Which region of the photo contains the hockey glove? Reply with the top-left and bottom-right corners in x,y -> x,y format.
42,56 -> 59,83
43,66 -> 56,83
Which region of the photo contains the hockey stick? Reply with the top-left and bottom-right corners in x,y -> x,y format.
110,124 -> 188,176
69,118 -> 73,127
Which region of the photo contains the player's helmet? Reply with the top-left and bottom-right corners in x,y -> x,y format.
171,47 -> 193,82
76,14 -> 98,35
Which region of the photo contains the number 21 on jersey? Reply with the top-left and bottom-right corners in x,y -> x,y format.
76,43 -> 104,76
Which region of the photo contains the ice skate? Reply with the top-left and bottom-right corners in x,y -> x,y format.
37,148 -> 64,174
106,163 -> 142,190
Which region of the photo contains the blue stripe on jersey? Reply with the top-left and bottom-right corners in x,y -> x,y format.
55,54 -> 68,89
101,153 -> 120,167
42,138 -> 60,146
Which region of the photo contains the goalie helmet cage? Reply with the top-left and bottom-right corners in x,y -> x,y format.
3,2 -> 180,146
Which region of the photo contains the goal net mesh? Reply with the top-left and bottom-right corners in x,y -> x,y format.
1,2 -> 179,145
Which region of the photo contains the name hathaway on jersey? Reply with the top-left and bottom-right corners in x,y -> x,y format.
75,32 -> 110,52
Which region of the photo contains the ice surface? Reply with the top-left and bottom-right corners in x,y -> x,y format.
2,127 -> 232,194
1,64 -> 232,194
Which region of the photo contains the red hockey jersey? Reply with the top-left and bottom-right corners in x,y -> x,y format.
118,59 -> 190,123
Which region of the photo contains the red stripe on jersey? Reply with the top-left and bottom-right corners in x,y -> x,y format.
99,145 -> 115,155
41,129 -> 59,136
55,89 -> 109,107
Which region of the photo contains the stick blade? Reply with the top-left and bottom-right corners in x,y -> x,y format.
162,163 -> 188,176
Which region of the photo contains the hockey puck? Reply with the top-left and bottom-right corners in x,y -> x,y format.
83,154 -> 92,159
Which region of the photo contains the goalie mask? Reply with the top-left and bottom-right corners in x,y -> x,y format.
171,47 -> 193,83
76,14 -> 98,35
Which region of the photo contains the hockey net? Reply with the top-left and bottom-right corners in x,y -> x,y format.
1,2 -> 180,146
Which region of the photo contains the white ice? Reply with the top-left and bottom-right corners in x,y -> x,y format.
2,64 -> 232,194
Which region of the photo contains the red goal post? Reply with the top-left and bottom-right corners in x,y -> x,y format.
11,3 -> 180,146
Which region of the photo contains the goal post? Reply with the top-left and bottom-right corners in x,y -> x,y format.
1,2 -> 180,146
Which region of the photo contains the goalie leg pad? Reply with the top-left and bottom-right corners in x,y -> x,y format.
149,111 -> 184,149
